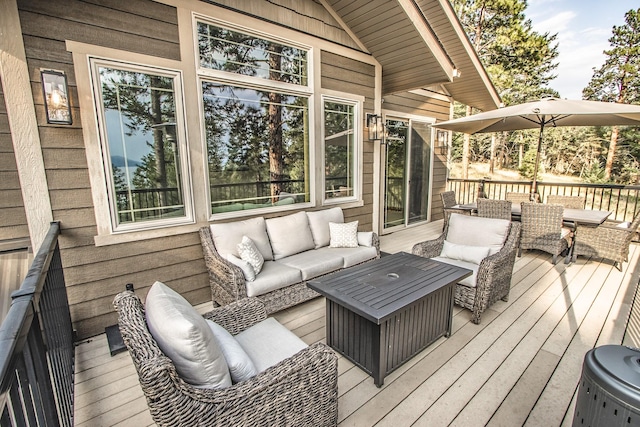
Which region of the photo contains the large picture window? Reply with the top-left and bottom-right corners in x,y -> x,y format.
323,98 -> 358,201
197,20 -> 312,215
93,62 -> 190,230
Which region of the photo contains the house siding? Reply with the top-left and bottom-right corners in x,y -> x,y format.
0,82 -> 29,244
15,0 -> 386,338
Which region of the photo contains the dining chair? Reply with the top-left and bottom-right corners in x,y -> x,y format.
477,198 -> 512,220
441,191 -> 470,230
547,195 -> 585,209
506,191 -> 539,204
519,202 -> 572,264
572,212 -> 640,270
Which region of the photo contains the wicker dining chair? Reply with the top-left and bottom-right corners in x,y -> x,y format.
506,191 -> 539,204
477,198 -> 512,220
572,212 -> 640,270
113,290 -> 338,426
547,195 -> 585,209
441,191 -> 470,230
519,202 -> 571,264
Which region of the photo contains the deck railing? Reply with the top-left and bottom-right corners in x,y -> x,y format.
0,222 -> 74,426
448,178 -> 640,223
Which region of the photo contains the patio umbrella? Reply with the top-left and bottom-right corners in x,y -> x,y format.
433,97 -> 640,196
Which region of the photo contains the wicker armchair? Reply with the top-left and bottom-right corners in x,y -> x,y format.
519,202 -> 571,264
547,195 -> 585,209
506,191 -> 539,203
572,212 -> 640,270
441,191 -> 470,230
477,198 -> 512,220
411,219 -> 521,324
113,291 -> 338,427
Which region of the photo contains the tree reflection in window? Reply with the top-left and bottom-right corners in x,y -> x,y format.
98,67 -> 185,225
324,101 -> 355,200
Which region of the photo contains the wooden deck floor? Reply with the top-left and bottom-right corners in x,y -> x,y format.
73,222 -> 640,426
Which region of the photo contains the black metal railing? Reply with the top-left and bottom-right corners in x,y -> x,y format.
448,178 -> 640,223
0,222 -> 74,427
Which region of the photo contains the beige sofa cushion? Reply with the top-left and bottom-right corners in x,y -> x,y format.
316,246 -> 378,268
145,281 -> 232,389
278,250 -> 345,280
265,212 -> 316,260
306,207 -> 344,248
446,214 -> 510,254
210,217 -> 273,260
245,261 -> 303,297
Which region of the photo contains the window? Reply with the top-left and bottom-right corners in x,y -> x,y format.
323,98 -> 358,202
197,20 -> 312,215
92,61 -> 191,231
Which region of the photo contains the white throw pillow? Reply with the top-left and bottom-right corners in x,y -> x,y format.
329,221 -> 359,248
206,320 -> 258,383
226,254 -> 256,281
145,281 -> 231,389
357,231 -> 374,247
237,236 -> 264,274
440,240 -> 491,265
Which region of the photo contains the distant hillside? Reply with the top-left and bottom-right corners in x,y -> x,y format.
111,156 -> 141,168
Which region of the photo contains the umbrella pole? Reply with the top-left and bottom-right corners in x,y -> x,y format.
531,121 -> 545,200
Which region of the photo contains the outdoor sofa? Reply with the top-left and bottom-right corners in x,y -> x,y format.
200,207 -> 380,313
114,282 -> 338,426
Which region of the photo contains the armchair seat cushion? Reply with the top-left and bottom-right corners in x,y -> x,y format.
245,261 -> 302,298
278,250 -> 344,280
235,317 -> 308,373
432,256 -> 478,287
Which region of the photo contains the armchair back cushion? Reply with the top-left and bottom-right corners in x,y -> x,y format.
446,213 -> 511,254
306,207 -> 345,248
265,212 -> 316,260
210,217 -> 273,260
145,281 -> 232,389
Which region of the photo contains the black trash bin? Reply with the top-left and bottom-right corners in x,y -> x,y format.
573,345 -> 640,426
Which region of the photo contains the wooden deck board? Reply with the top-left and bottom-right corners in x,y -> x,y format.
72,221 -> 640,426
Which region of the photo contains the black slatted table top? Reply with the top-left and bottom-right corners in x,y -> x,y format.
307,252 -> 472,324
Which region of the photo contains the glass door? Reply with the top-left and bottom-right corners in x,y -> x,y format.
382,116 -> 433,231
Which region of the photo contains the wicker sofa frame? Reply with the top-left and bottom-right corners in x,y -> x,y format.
411,220 -> 521,324
113,291 -> 338,426
200,226 -> 380,314
572,212 -> 640,270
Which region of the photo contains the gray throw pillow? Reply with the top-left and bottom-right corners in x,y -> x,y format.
329,221 -> 359,248
145,281 -> 231,389
226,253 -> 256,281
206,320 -> 258,383
237,236 -> 264,274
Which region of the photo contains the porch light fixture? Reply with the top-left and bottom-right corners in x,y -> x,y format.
41,69 -> 72,125
367,113 -> 384,142
436,130 -> 449,155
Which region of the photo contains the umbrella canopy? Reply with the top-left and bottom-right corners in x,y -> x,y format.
434,97 -> 640,195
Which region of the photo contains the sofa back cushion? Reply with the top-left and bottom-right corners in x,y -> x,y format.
266,212 -> 316,260
306,207 -> 344,248
210,217 -> 273,260
446,213 -> 510,254
145,281 -> 232,389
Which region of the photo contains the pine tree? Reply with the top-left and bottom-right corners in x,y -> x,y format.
583,8 -> 640,181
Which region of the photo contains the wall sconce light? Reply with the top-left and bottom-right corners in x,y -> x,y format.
41,69 -> 72,125
436,130 -> 449,155
367,113 -> 384,142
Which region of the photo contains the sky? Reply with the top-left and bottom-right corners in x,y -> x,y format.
525,0 -> 635,100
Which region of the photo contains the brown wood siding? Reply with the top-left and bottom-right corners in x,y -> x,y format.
320,51 -> 376,231
0,83 -> 29,243
17,0 -> 188,339
204,0 -> 363,51
383,92 -> 450,222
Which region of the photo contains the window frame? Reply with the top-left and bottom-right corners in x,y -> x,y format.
194,15 -> 316,220
89,58 -> 195,233
320,93 -> 363,206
